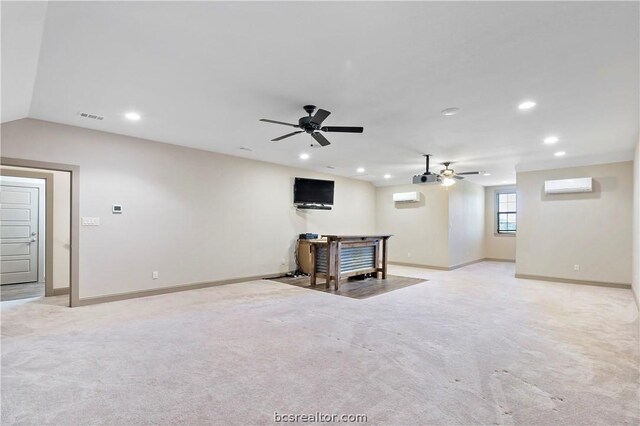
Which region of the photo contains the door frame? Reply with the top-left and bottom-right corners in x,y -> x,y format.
0,158 -> 79,307
0,174 -> 49,289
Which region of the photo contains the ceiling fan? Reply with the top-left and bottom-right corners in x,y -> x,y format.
259,105 -> 363,147
439,161 -> 481,186
413,155 -> 481,186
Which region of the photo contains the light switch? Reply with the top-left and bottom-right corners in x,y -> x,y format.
112,204 -> 122,214
82,217 -> 100,226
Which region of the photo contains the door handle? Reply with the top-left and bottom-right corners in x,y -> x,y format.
29,238 -> 36,243
31,232 -> 37,236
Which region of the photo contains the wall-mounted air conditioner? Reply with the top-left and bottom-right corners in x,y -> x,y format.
392,191 -> 420,202
544,177 -> 593,194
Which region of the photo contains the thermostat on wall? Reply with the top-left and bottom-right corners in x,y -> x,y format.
112,204 -> 123,214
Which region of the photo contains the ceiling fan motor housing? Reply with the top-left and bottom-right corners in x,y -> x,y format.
298,116 -> 319,133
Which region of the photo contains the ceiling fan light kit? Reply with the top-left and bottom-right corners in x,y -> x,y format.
441,177 -> 456,187
259,105 -> 364,147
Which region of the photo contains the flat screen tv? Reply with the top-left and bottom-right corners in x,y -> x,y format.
294,177 -> 335,205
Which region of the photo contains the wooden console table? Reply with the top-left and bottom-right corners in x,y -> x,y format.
308,235 -> 392,291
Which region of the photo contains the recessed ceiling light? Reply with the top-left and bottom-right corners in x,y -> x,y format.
554,151 -> 566,157
357,167 -> 365,173
483,173 -> 491,176
518,101 -> 536,110
441,107 -> 460,116
125,112 -> 141,121
299,153 -> 310,160
383,174 -> 391,179
544,136 -> 559,144
502,181 -> 508,184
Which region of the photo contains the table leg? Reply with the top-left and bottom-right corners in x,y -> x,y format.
325,241 -> 332,289
374,240 -> 381,279
310,244 -> 316,287
335,241 -> 341,291
382,238 -> 388,279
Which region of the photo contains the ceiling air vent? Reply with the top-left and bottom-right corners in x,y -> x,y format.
78,112 -> 105,121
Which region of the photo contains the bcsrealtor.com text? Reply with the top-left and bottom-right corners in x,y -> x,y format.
274,412 -> 368,423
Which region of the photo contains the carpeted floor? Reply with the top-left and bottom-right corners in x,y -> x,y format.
268,274 -> 427,299
1,261 -> 638,425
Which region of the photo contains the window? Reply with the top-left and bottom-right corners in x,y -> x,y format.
497,192 -> 517,234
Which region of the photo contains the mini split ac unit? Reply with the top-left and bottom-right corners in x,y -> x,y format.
392,191 -> 420,202
544,177 -> 593,194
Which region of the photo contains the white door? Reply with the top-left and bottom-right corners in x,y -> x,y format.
0,185 -> 39,284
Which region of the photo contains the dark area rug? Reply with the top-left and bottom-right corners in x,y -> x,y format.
267,274 -> 427,299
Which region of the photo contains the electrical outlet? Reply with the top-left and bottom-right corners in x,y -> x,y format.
574,264 -> 580,271
280,258 -> 286,266
407,252 -> 411,258
152,271 -> 159,279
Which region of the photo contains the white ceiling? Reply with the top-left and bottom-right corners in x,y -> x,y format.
3,1 -> 639,186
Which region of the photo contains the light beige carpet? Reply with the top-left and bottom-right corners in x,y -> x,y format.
1,261 -> 638,425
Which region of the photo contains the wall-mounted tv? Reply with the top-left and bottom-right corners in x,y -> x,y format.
294,177 -> 335,206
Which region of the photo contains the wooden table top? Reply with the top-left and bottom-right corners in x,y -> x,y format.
321,235 -> 393,240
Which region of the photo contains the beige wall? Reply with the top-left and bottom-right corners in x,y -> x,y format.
516,161 -> 633,285
51,170 -> 70,289
484,185 -> 516,261
448,180 -> 484,267
4,118 -> 634,301
1,119 -> 375,299
375,180 -> 484,268
633,137 -> 640,306
375,183 -> 449,268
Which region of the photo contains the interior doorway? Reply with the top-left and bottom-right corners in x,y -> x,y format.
0,176 -> 46,299
0,164 -> 73,304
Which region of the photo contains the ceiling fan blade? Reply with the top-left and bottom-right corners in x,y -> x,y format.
456,171 -> 481,175
311,132 -> 331,146
321,126 -> 364,133
271,131 -> 303,141
454,175 -> 465,180
310,109 -> 331,126
259,119 -> 299,128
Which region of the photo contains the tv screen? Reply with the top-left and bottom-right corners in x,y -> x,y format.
294,177 -> 335,205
